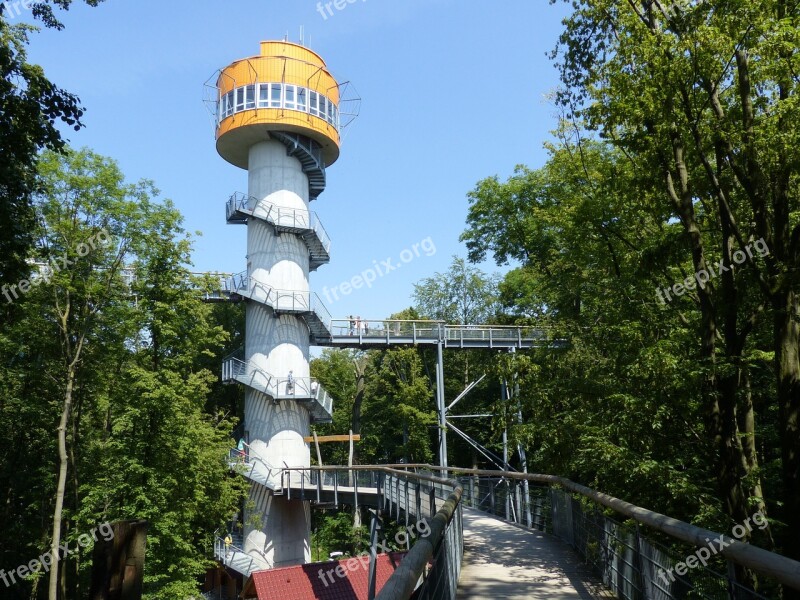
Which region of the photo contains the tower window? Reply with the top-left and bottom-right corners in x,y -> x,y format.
245,85 -> 256,109
218,83 -> 339,131
270,84 -> 282,108
285,85 -> 296,109
218,95 -> 226,122
258,84 -> 269,108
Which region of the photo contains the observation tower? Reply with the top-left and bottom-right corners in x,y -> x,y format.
214,41 -> 344,570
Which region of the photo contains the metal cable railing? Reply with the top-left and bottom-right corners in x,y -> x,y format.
219,271 -> 332,335
213,535 -> 255,576
324,319 -> 562,348
213,464 -> 800,599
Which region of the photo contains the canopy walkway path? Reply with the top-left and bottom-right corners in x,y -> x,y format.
209,465 -> 800,600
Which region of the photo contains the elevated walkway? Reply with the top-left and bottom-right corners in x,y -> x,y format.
213,532 -> 257,578
228,449 -> 282,493
457,508 -> 612,599
224,466 -> 800,600
280,468 -> 382,509
320,319 -> 565,350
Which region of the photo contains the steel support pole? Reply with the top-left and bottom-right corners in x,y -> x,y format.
368,510 -> 382,600
502,378 -> 510,521
509,354 -> 532,527
503,426 -> 510,521
436,341 -> 447,476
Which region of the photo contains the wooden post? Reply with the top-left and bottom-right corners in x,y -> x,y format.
90,520 -> 148,600
348,429 -> 354,470
312,430 -> 322,468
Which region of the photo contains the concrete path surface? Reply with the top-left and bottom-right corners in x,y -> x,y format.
457,508 -> 614,599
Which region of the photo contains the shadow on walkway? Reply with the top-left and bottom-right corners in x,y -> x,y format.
457,508 -> 613,599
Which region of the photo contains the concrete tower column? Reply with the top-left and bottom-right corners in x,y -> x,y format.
243,140 -> 312,567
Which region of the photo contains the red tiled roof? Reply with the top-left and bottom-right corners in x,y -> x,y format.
245,552 -> 406,600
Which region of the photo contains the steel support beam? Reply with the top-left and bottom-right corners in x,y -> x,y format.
436,341 -> 447,475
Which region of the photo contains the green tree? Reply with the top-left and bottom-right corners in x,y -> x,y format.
0,147 -> 244,599
550,2 -> 800,586
311,348 -> 364,466
412,256 -> 500,325
462,139 -> 766,546
0,0 -> 104,301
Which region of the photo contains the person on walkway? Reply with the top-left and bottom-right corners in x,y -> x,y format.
236,438 -> 246,462
349,315 -> 355,336
224,533 -> 232,556
287,370 -> 294,394
356,316 -> 361,334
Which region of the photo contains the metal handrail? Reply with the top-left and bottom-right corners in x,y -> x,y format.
221,353 -> 333,418
214,536 -> 255,576
222,271 -> 332,328
310,292 -> 332,329
266,465 -> 800,598
326,319 -> 557,342
222,355 -> 273,393
328,319 -> 445,339
229,449 -> 279,490
274,465 -> 463,600
225,192 -> 332,254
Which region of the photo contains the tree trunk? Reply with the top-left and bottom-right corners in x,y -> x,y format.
776,289 -> 800,582
351,357 -> 366,465
49,372 -> 74,600
738,374 -> 773,547
351,358 -> 367,531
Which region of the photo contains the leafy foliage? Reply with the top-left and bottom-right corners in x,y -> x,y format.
0,148 -> 244,600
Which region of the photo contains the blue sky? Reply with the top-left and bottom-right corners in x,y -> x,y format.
21,0 -> 571,321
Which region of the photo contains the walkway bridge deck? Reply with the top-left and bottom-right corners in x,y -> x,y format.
319,319 -> 565,350
457,507 -> 612,599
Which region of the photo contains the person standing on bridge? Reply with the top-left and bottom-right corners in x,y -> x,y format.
349,315 -> 355,336
224,533 -> 232,556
